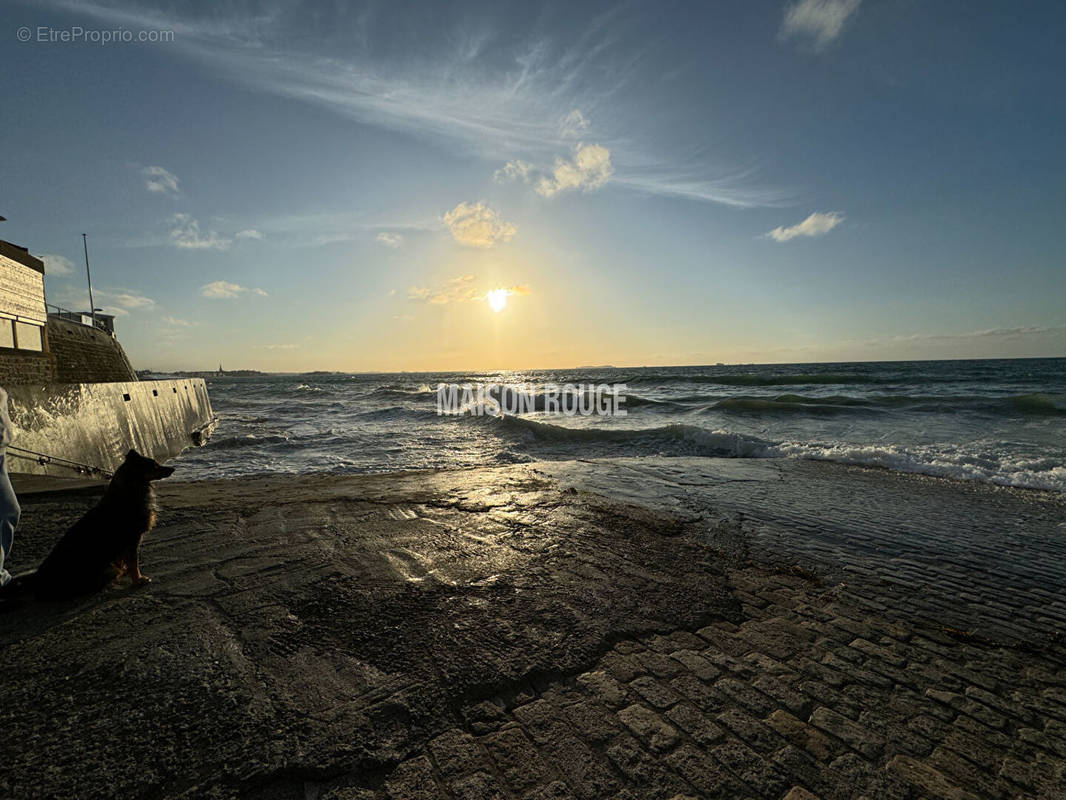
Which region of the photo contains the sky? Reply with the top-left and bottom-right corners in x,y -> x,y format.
2,0 -> 1064,371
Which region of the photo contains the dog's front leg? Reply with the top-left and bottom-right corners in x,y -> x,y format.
123,544 -> 151,585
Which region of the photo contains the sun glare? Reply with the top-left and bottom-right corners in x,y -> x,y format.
487,288 -> 509,312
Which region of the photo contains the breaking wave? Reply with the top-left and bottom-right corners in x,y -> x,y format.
473,416 -> 1066,491
704,393 -> 1066,416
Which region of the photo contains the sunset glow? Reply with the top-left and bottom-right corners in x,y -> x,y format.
486,289 -> 509,313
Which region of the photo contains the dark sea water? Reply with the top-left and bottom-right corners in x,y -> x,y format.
169,359 -> 1066,492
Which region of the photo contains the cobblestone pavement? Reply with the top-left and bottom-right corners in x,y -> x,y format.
331,569 -> 1066,800
542,457 -> 1066,646
3,463 -> 1065,799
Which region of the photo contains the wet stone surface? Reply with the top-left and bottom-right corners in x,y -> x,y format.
0,460 -> 1064,799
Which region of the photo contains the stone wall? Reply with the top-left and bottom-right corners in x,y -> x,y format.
0,349 -> 57,386
47,316 -> 138,384
6,379 -> 215,476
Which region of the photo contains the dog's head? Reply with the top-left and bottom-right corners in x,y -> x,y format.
117,449 -> 176,483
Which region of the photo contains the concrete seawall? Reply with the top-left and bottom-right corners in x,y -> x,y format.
6,379 -> 215,477
46,316 -> 138,384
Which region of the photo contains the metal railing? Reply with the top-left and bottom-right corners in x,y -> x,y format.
45,302 -> 113,334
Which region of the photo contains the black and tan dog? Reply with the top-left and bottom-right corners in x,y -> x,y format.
15,449 -> 174,600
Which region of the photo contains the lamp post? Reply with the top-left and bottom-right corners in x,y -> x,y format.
82,233 -> 96,328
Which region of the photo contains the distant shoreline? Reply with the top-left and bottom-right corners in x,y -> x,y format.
136,355 -> 1066,377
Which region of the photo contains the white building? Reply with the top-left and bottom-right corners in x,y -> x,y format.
0,240 -> 47,353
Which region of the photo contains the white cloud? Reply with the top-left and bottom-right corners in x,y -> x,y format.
375,232 -> 403,248
255,343 -> 298,350
156,314 -> 192,345
497,144 -> 613,198
493,160 -> 532,183
766,211 -> 844,242
881,325 -> 1066,344
200,280 -> 268,299
38,253 -> 74,276
408,274 -> 482,304
142,165 -> 181,195
109,291 -> 155,310
779,0 -> 861,50
235,229 -> 263,240
442,202 -> 516,248
170,214 -> 231,250
559,109 -> 590,138
406,276 -> 531,306
52,2 -> 785,208
534,144 -> 613,197
54,287 -> 156,318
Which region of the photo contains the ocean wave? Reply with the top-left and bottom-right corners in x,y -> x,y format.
623,371 -> 1052,387
704,392 -> 1066,416
767,440 -> 1066,492
470,416 -> 1066,491
354,405 -> 433,420
365,386 -> 436,400
1009,393 -> 1066,414
206,433 -> 293,450
485,416 -> 774,457
709,395 -> 877,415
629,372 -> 884,387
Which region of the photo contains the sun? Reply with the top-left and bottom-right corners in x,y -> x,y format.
486,288 -> 509,313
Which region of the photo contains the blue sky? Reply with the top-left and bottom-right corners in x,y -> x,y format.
3,0 -> 1064,370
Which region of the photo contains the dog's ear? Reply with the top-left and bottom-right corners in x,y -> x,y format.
126,448 -> 140,460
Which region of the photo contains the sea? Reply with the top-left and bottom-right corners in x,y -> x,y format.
168,358 -> 1066,493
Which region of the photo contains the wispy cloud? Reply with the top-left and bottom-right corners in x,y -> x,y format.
200,280 -> 268,299
255,343 -> 298,350
38,253 -> 74,276
559,109 -> 590,139
107,290 -> 156,309
53,286 -> 156,317
155,314 -> 192,346
142,165 -> 181,195
766,211 -> 844,242
491,284 -> 532,301
375,232 -> 404,248
779,0 -> 861,51
494,160 -> 532,183
875,325 -> 1066,344
407,276 -> 530,306
408,274 -> 482,305
442,202 -> 516,248
169,211 -> 439,249
47,1 -> 785,208
234,228 -> 263,240
170,214 -> 231,250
